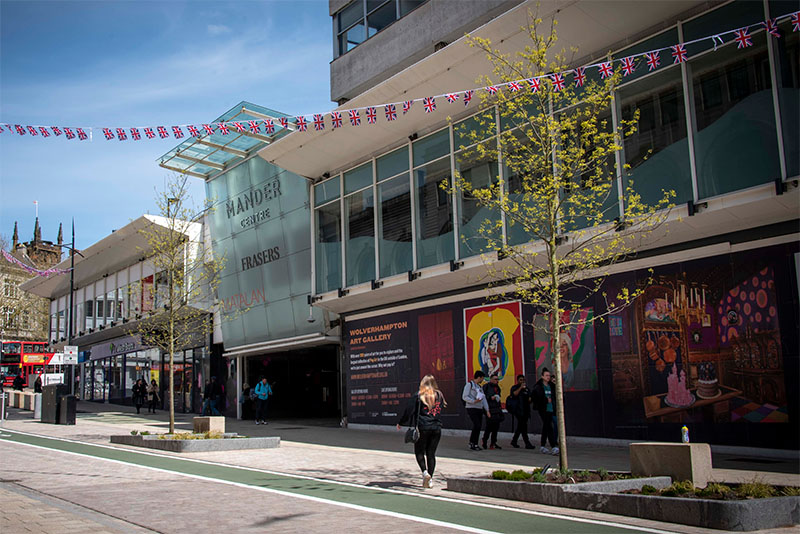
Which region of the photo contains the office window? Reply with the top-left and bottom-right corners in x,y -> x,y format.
334,1 -> 427,57
315,200 -> 342,294
772,2 -> 799,178
378,173 -> 412,277
456,140 -> 499,258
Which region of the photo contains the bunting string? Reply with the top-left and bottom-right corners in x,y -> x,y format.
2,249 -> 72,277
1,12 -> 797,142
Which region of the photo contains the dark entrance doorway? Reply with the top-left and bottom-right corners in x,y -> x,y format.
246,345 -> 340,419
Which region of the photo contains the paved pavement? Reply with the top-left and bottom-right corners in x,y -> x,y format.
0,401 -> 798,533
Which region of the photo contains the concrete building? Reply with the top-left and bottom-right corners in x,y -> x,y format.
253,0 -> 799,449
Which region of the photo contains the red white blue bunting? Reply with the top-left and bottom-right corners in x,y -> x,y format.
1,12 -> 797,142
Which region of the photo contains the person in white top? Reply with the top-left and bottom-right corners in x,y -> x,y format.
461,370 -> 490,450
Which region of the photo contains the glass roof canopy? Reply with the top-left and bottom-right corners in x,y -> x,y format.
158,101 -> 294,179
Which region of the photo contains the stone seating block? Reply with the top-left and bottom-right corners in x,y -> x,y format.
630,442 -> 712,487
193,416 -> 225,434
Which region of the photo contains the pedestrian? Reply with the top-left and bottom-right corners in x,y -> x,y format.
147,379 -> 160,413
254,376 -> 272,424
132,378 -> 147,414
203,376 -> 222,416
12,373 -> 24,391
461,370 -> 490,450
508,374 -> 534,449
397,374 -> 446,488
481,373 -> 504,449
532,367 -> 559,455
34,374 -> 43,393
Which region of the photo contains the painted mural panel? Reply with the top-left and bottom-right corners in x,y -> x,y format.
463,301 -> 524,405
532,309 -> 598,392
418,310 -> 457,403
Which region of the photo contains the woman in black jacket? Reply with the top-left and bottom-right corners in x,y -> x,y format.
132,378 -> 147,414
481,373 -> 504,449
397,374 -> 447,488
531,367 -> 559,455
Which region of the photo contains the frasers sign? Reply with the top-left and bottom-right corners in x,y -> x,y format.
225,179 -> 282,229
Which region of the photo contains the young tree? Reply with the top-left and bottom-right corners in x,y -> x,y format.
134,175 -> 223,433
455,13 -> 675,469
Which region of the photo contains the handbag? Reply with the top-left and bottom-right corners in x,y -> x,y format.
404,397 -> 421,443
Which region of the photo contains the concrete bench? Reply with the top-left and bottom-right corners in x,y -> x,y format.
630,442 -> 712,486
193,416 -> 225,434
7,391 -> 37,409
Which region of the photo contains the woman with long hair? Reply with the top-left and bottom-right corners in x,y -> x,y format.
397,375 -> 447,488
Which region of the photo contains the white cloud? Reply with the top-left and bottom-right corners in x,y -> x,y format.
207,24 -> 231,35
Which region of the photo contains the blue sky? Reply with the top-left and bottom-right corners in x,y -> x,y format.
0,0 -> 332,252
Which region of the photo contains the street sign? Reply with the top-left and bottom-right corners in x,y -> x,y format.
63,345 -> 78,365
43,373 -> 64,386
50,352 -> 64,365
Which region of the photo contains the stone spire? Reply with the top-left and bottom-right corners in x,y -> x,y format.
12,221 -> 19,248
57,223 -> 63,246
33,217 -> 41,242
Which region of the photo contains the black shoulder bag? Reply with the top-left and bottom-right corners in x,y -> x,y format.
404,397 -> 421,443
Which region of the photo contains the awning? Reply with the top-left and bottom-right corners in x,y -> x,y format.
158,101 -> 294,180
257,0 -> 704,180
223,333 -> 340,358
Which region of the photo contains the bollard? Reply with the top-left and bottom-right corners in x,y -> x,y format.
33,393 -> 42,419
0,392 -> 6,426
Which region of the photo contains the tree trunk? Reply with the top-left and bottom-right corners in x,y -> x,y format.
168,279 -> 175,434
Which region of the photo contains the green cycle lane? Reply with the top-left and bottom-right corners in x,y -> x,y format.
0,429 -> 666,534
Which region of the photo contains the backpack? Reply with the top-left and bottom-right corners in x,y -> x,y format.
505,394 -> 519,416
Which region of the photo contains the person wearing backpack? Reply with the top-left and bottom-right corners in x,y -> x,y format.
481,373 -> 504,449
254,376 -> 272,425
461,370 -> 490,450
508,374 -> 534,449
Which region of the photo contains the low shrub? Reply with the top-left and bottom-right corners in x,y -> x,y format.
597,467 -> 609,481
661,480 -> 695,497
492,470 -> 510,480
697,483 -> 732,498
640,484 -> 658,495
130,430 -> 138,435
531,471 -> 547,483
737,481 -> 777,499
509,469 -> 532,481
782,486 -> 800,497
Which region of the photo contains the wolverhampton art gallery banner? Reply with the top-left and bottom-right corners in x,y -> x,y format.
344,242 -> 798,449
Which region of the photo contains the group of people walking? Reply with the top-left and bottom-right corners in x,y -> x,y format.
131,378 -> 160,414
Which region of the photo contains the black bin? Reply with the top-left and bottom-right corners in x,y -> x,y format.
59,395 -> 77,425
41,384 -> 69,424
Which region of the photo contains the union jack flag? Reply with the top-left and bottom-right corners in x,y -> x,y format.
64,128 -> 75,140
403,100 -> 413,114
366,107 -> 377,124
646,52 -> 661,71
508,81 -> 521,92
313,114 -> 325,131
793,12 -> 800,32
103,128 -> 114,140
464,90 -> 473,106
598,62 -> 614,79
76,128 -> 88,140
264,119 -> 275,134
14,125 -> 25,135
527,78 -> 541,93
116,128 -> 127,140
51,127 -> 62,136
144,127 -> 155,139
733,28 -> 752,49
349,109 -> 361,126
486,86 -> 499,95
296,116 -> 307,132
385,104 -> 397,121
218,122 -> 230,135
233,122 -> 245,133
187,125 -> 201,137
621,57 -> 636,76
248,120 -> 260,134
446,93 -> 459,103
27,126 -> 38,136
671,44 -> 687,64
172,126 -> 184,139
762,19 -> 780,38
131,128 -> 141,140
550,73 -> 565,91
279,117 -> 289,129
331,111 -> 342,129
423,97 -> 436,113
203,124 -> 215,135
39,127 -> 50,138
157,126 -> 168,138
0,124 -> 4,134
573,68 -> 586,87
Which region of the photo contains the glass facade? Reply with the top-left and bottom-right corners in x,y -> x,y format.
312,0 -> 792,295
334,0 -> 427,57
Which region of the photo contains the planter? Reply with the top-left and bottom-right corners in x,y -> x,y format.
447,476 -> 800,531
110,433 -> 280,452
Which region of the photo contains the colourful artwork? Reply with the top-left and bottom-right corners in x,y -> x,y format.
418,310 -> 456,402
464,301 -> 524,401
532,309 -> 598,391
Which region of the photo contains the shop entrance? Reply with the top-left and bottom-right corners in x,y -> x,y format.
244,345 -> 340,420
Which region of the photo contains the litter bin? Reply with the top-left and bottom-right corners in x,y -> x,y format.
59,395 -> 77,425
41,384 -> 68,424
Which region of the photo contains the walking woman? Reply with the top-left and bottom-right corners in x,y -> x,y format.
397,375 -> 446,489
532,367 -> 559,456
147,379 -> 160,414
132,378 -> 147,414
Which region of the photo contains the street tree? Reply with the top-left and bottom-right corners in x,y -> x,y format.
133,175 -> 223,433
455,13 -> 675,469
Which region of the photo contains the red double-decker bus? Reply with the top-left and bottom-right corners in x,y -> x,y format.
1,340 -> 54,387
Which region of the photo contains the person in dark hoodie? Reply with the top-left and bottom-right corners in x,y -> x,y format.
397,375 -> 447,489
531,367 -> 560,456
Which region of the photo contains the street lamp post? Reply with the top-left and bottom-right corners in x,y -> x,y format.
63,219 -> 84,396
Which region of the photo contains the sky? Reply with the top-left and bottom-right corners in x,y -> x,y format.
0,0 -> 333,252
